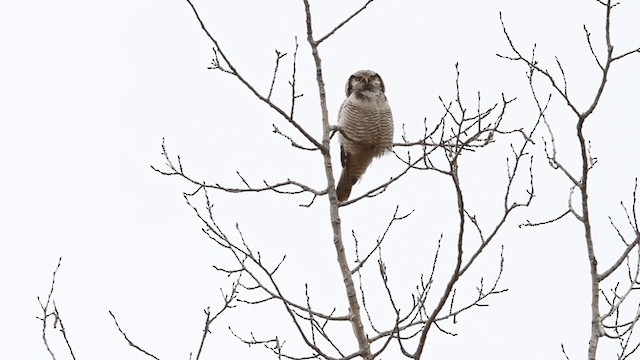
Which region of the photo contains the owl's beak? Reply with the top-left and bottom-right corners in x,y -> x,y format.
363,76 -> 370,84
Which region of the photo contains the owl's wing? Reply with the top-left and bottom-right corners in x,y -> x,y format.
337,98 -> 349,168
340,145 -> 348,167
337,97 -> 351,125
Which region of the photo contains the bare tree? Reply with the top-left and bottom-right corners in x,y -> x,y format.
36,1 -> 638,360
500,0 -> 640,359
143,0 -> 535,359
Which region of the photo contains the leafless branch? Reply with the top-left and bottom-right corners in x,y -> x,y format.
156,0 -> 562,358
561,343 -> 572,360
500,1 -> 640,358
600,234 -> 640,281
314,0 -> 375,45
303,0 -> 374,357
193,279 -> 241,360
184,0 -> 323,151
37,257 -> 76,360
109,310 -> 160,360
268,50 -> 287,101
520,209 -> 571,228
151,138 -> 327,204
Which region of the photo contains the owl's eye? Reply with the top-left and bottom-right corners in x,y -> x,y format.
353,76 -> 362,82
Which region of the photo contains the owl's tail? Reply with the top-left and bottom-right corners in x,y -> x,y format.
336,150 -> 375,202
336,169 -> 354,202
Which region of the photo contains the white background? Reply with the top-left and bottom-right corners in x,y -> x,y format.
1,0 -> 639,358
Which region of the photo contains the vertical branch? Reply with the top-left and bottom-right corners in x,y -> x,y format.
268,50 -> 287,101
413,168 -> 465,359
582,112 -> 600,360
302,1 -> 372,358
193,279 -> 240,360
38,258 -> 62,360
583,2 -> 614,357
500,1 -> 640,358
37,257 -> 76,360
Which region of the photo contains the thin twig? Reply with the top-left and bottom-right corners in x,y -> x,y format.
109,311 -> 161,360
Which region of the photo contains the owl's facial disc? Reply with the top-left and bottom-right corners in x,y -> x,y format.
346,70 -> 384,96
353,75 -> 374,92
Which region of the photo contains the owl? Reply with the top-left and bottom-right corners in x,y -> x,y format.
336,70 -> 394,202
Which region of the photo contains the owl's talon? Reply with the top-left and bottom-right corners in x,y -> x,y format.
329,125 -> 340,139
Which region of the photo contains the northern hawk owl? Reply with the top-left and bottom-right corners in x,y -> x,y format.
336,70 -> 394,201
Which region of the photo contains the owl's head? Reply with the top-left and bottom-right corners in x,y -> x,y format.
345,70 -> 385,96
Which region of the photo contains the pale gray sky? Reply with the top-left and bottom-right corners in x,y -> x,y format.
1,0 -> 639,359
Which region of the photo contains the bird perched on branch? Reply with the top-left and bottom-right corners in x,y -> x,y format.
336,70 -> 394,202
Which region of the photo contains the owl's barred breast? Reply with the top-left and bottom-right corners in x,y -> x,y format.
338,92 -> 393,158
